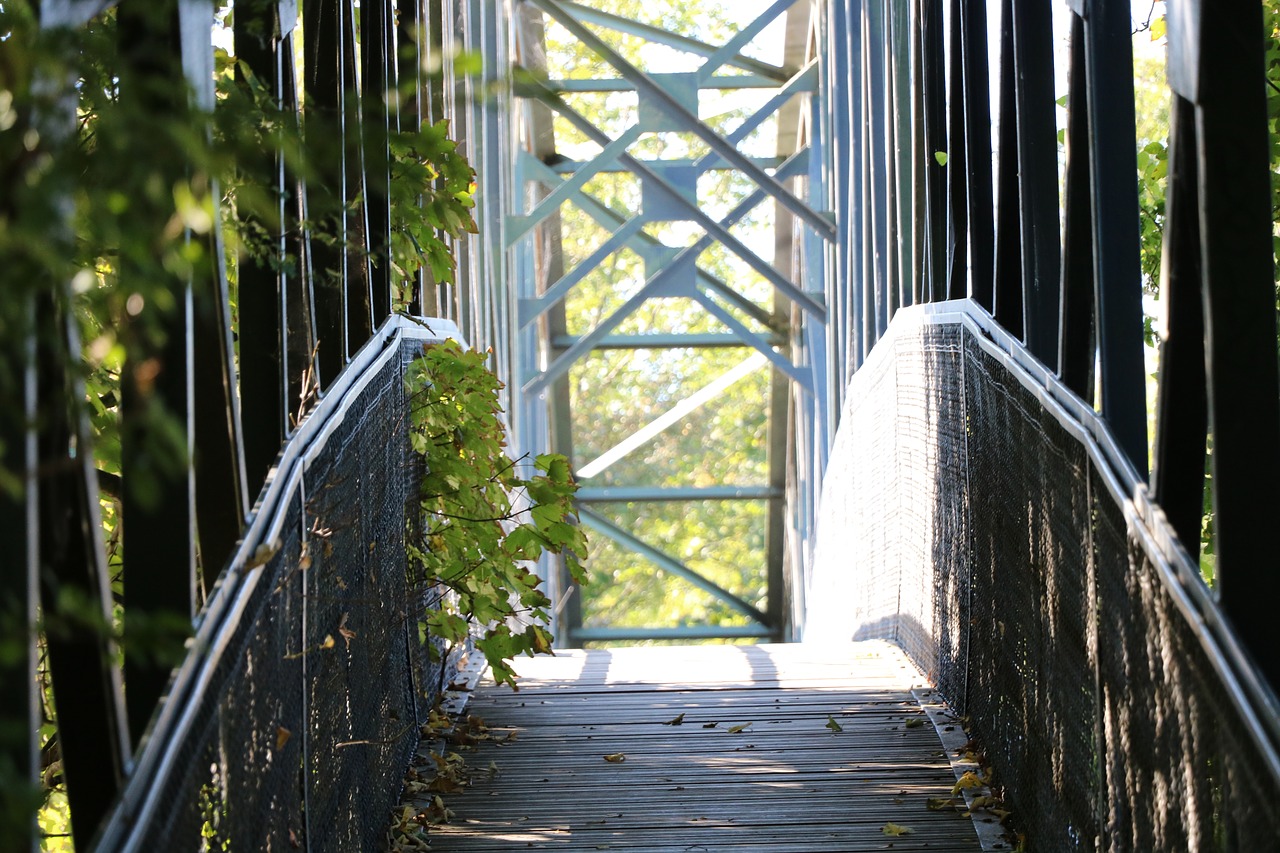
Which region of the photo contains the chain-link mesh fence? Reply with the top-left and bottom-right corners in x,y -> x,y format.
810,306 -> 1280,851
98,321 -> 463,852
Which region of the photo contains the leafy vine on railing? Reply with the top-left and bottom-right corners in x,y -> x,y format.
406,340 -> 587,688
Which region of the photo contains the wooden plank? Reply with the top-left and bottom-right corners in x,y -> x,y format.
406,642 -> 984,852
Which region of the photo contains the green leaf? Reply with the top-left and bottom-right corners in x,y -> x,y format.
405,343 -> 587,690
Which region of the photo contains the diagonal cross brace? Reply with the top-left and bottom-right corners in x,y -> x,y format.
558,0 -> 788,81
517,218 -> 645,328
696,0 -> 795,81
527,82 -> 826,318
529,0 -> 836,242
578,507 -> 772,626
507,124 -> 644,247
520,148 -> 821,396
693,290 -> 813,392
515,62 -> 817,328
520,148 -> 815,330
641,148 -> 821,315
519,155 -> 775,329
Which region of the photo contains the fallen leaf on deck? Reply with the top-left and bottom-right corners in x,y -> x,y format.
662,713 -> 686,726
603,752 -> 626,763
882,822 -> 915,836
952,770 -> 984,795
904,718 -> 925,729
825,715 -> 843,732
727,723 -> 751,734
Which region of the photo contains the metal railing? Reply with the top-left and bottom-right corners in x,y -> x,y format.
820,0 -> 1280,694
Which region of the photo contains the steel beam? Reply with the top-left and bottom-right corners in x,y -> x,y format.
569,625 -> 777,642
545,74 -> 792,93
1010,0 -> 1061,364
1151,95 -> 1206,553
117,0 -> 199,747
35,292 -> 130,848
0,300 -> 38,853
577,486 -> 782,502
552,332 -> 777,350
992,0 -> 1024,339
361,0 -> 394,328
542,155 -> 788,174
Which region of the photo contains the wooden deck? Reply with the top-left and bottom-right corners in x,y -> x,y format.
418,641 -> 984,852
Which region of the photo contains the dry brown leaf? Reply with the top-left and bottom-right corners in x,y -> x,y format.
275,726 -> 292,751
727,723 -> 751,734
952,770 -> 983,795
338,613 -> 357,648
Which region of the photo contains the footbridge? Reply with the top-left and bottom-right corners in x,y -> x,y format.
3,0 -> 1279,850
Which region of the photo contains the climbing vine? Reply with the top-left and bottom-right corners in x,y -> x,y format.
406,339 -> 587,688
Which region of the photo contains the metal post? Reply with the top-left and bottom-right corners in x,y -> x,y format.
1183,0 -> 1280,688
1057,13 -> 1095,403
117,0 -> 200,745
1082,0 -> 1147,477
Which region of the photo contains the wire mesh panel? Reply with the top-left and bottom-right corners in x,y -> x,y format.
963,336 -> 1098,849
131,494 -> 306,851
97,318 -> 463,851
303,352 -> 417,852
891,323 -> 969,698
805,324 -> 900,645
1095,505 -> 1280,851
809,302 -> 1280,852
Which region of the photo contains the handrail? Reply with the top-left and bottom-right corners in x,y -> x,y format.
93,315 -> 462,851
